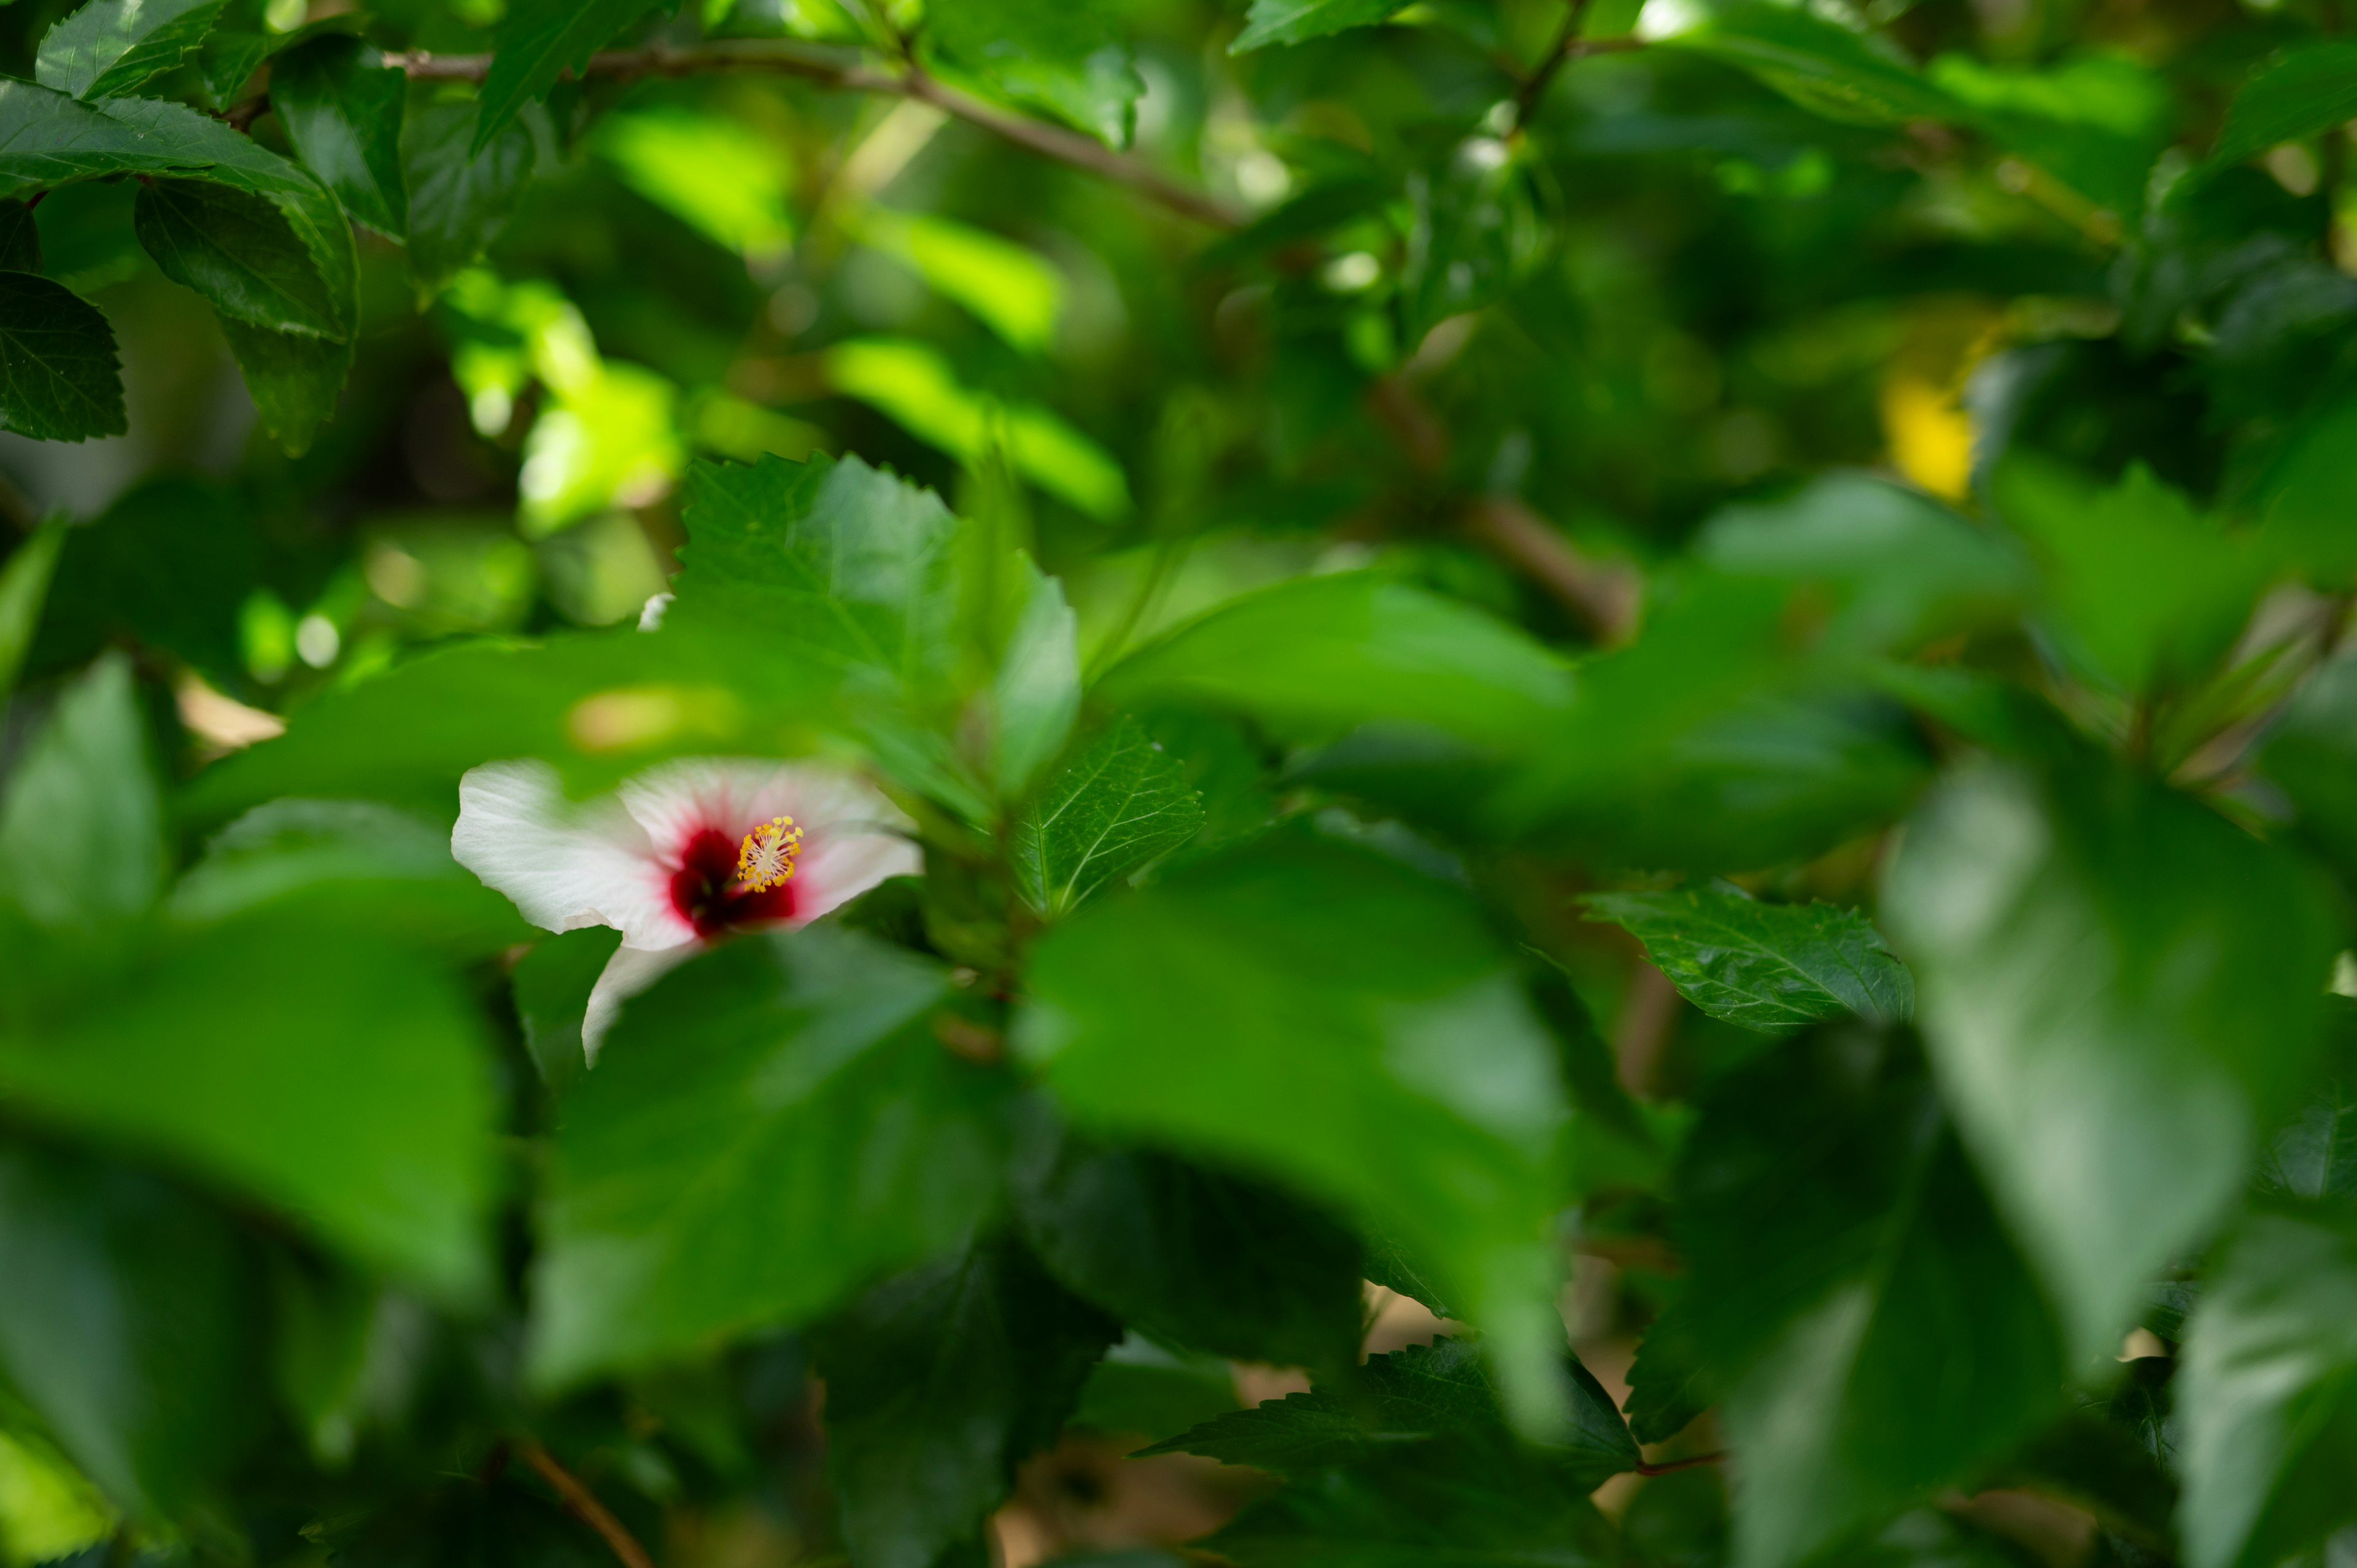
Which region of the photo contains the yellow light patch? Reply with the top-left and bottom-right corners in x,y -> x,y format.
737,816 -> 802,892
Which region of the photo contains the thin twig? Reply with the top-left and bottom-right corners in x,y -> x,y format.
383,45 -> 1242,229
516,1440 -> 656,1568
1636,1450 -> 1728,1477
1514,0 -> 1593,131
1461,496 -> 1641,644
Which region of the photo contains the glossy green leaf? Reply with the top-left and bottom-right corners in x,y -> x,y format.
1012,717 -> 1204,917
36,0 -> 226,101
1018,828 -> 1573,1432
273,34 -> 408,241
0,654 -> 160,934
1666,1025 -> 2065,1568
1884,759 -> 2337,1360
2178,1205 -> 2357,1568
2210,41 -> 2357,171
474,0 -> 670,154
0,272 -> 122,444
1232,0 -> 1409,52
403,98 -> 536,288
1012,1111 -> 1366,1371
530,927 -> 1008,1388
0,1143 -> 262,1519
1582,885 -> 1913,1035
134,177 -> 344,338
813,1232 -> 1120,1568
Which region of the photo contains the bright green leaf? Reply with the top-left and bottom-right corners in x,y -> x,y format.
1232,0 -> 1409,52
598,106 -> 792,257
1012,717 -> 1204,917
1581,884 -> 1913,1035
852,207 -> 1064,354
993,560 -> 1080,798
1667,7 -> 1965,125
36,0 -> 226,101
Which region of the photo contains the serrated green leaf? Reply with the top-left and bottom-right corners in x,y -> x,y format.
530,927 -> 1008,1389
403,98 -> 535,287
272,34 -> 408,241
2210,41 -> 2357,171
1017,828 -> 1574,1434
474,0 -> 670,155
1884,757 -> 2337,1362
1231,0 -> 1409,52
0,654 -> 160,933
134,177 -> 341,338
2178,1205 -> 2357,1568
813,1233 -> 1120,1568
0,272 -> 122,444
36,0 -> 226,101
1581,886 -> 1913,1035
1012,718 -> 1203,917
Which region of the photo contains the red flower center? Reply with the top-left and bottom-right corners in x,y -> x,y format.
669,828 -> 797,938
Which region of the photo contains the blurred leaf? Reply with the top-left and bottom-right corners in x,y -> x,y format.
0,654 -> 160,935
2258,1014 -> 2357,1200
1012,1111 -> 1366,1371
134,177 -> 344,338
0,272 -> 123,443
0,1143 -> 261,1519
0,1417 -> 115,1564
2208,41 -> 2357,171
2256,656 -> 2357,884
1670,1025 -> 2065,1568
511,925 -> 624,1089
1582,885 -> 1913,1036
1884,758 -> 2337,1361
1012,717 -> 1204,917
2177,1204 -> 2357,1568
28,478 -> 254,686
272,35 -> 408,241
1232,0 -> 1409,52
1018,828 -> 1573,1432
404,99 -> 536,288
813,1232 -> 1120,1568
1072,1337 -> 1239,1440
927,0 -> 1141,147
852,206 -> 1065,354
1668,8 -> 1964,125
0,525 -> 64,699
474,0 -> 670,154
598,106 -> 791,257
36,0 -> 226,101
217,315 -> 354,458
530,927 -> 1008,1388
2254,396 -> 2357,582
0,907 -> 495,1297
0,200 -> 39,273
993,561 -> 1081,800
1624,1306 -> 1709,1446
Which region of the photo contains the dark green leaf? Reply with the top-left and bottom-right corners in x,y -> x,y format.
1666,7 -> 1965,125
1883,758 -> 2337,1361
0,1142 -> 262,1518
134,177 -> 343,338
1017,828 -> 1574,1431
36,0 -> 226,101
0,271 -> 122,443
1012,717 -> 1204,917
2209,41 -> 2357,171
0,201 -> 41,273
196,27 -> 271,107
272,35 -> 408,241
1581,885 -> 1913,1035
1012,1110 -> 1366,1372
0,654 -> 160,934
1071,1337 -> 1240,1440
929,0 -> 1142,147
26,477 -> 254,686
217,315 -> 355,457
2178,1205 -> 2357,1568
474,0 -> 669,155
813,1233 -> 1120,1568
530,927 -> 1008,1388
2259,1067 -> 2357,1201
2254,653 -> 2357,884
403,98 -> 536,287
1231,0 -> 1409,52
1623,1304 -> 1710,1446
1671,1025 -> 2066,1568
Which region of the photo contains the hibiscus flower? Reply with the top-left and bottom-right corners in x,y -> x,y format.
453,757 -> 921,1060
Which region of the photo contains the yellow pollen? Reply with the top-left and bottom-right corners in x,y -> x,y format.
736,816 -> 802,892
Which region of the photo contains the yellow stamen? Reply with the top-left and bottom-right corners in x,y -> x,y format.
736,815 -> 802,892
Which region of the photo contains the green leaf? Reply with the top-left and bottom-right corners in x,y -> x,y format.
813,1232 -> 1120,1568
1670,1025 -> 2066,1568
2210,41 -> 2357,171
851,207 -> 1064,355
1231,0 -> 1410,52
474,0 -> 669,155
0,1143 -> 262,1518
217,315 -> 354,457
511,926 -> 624,1089
928,0 -> 1142,147
0,525 -> 64,701
1581,885 -> 1914,1036
2177,1205 -> 2357,1568
2259,1030 -> 2357,1200
1666,7 -> 1965,125
272,34 -> 408,241
1099,572 -> 1574,751
0,199 -> 42,273
0,271 -> 123,443
0,908 -> 496,1297
196,27 -> 271,107
1072,1337 -> 1241,1440
1883,758 -> 2338,1360
991,558 -> 1080,799
26,477 -> 254,687
2255,653 -> 2357,884
36,0 -> 227,101
134,177 -> 343,338
403,98 -> 536,288
1012,1111 -> 1366,1372
1017,828 -> 1574,1432
530,927 -> 1008,1389
0,654 -> 161,934
1012,717 -> 1204,917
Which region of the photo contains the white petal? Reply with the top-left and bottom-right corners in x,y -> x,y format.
797,822 -> 923,921
582,943 -> 698,1064
451,760 -> 693,949
617,757 -> 921,923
